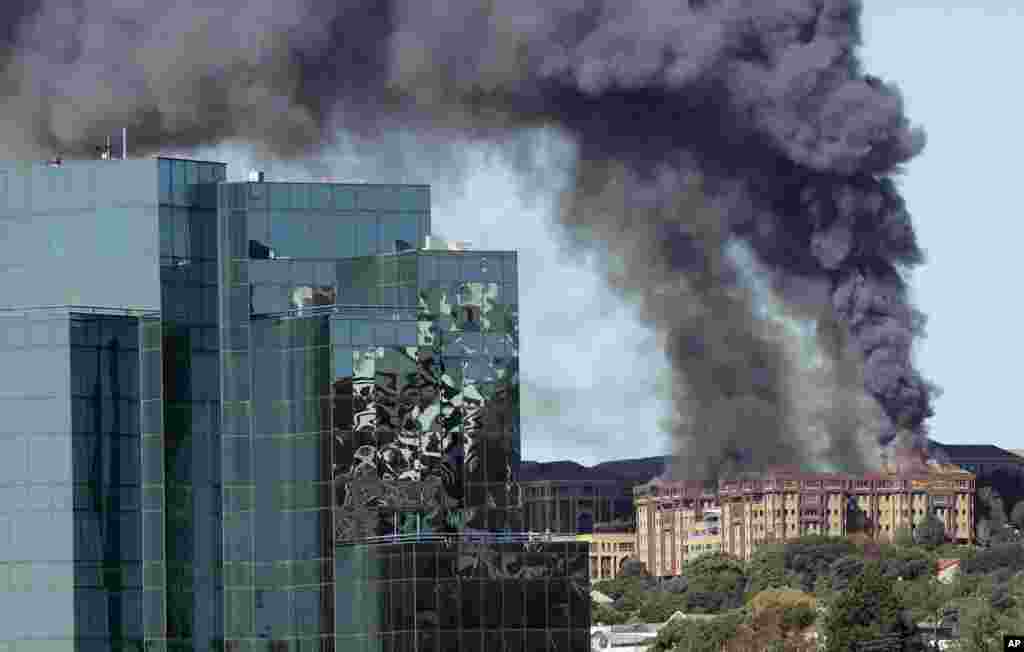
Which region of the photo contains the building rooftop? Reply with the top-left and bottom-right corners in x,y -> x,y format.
932,442 -> 1024,463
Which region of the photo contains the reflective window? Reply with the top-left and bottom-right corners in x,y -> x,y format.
437,257 -> 459,281
354,213 -> 378,257
270,184 -> 291,210
311,185 -> 332,210
332,186 -> 357,210
350,321 -> 373,346
396,186 -> 429,212
291,184 -> 310,210
356,186 -> 394,211
159,158 -> 172,203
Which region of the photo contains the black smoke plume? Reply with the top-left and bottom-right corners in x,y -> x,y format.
0,0 -> 935,481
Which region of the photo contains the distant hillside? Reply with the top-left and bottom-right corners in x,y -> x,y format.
520,455 -> 670,484
593,456 -> 671,484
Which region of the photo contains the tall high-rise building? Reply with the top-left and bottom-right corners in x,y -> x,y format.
0,157 -> 589,652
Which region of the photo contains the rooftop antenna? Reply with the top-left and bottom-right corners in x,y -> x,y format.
122,127 -> 127,160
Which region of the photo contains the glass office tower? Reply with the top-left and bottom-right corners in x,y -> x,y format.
0,158 -> 589,652
0,307 -> 162,652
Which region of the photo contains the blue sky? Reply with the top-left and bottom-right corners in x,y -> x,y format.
859,4 -> 1023,456
194,3 -> 1022,466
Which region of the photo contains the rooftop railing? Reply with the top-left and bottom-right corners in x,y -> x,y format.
252,304 -> 419,321
336,530 -> 582,547
0,305 -> 159,318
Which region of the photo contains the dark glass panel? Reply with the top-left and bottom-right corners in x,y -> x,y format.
569,581 -> 589,631
481,579 -> 502,629
414,579 -> 437,629
437,631 -> 459,652
524,580 -> 548,629
568,544 -> 588,583
460,579 -> 482,629
416,630 -> 437,652
525,630 -> 548,652
568,629 -> 590,652
460,631 -> 483,652
549,579 -> 570,629
436,551 -> 456,579
502,580 -> 523,629
379,581 -> 391,632
550,630 -> 570,652
415,548 -> 437,580
501,630 -> 523,652
436,581 -> 459,630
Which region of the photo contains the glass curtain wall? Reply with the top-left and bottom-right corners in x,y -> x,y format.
159,157 -> 227,652
0,309 -> 156,652
70,314 -> 146,652
244,317 -> 335,652
0,310 -> 76,648
331,251 -> 521,538
335,541 -> 591,652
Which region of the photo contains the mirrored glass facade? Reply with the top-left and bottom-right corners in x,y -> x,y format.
0,308 -> 159,652
159,157 -> 227,652
335,540 -> 591,652
1,159 -> 587,652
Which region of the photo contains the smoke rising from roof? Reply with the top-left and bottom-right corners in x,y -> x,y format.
0,0 -> 936,481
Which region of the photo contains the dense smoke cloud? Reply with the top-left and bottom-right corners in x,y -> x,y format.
0,0 -> 935,480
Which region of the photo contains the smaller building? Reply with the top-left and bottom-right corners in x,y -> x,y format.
578,530 -> 637,580
936,559 -> 961,584
520,461 -> 639,534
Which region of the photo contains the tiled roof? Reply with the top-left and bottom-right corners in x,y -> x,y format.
936,559 -> 960,573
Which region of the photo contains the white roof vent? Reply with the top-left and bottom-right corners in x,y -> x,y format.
425,235 -> 472,251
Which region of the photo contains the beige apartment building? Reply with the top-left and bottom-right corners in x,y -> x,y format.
634,479 -> 720,576
636,463 -> 976,572
579,531 -> 638,580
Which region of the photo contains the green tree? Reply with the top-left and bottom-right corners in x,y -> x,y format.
781,536 -> 858,593
821,562 -> 916,652
962,543 -> 1024,575
957,598 -> 1003,652
893,526 -> 914,547
877,544 -> 934,581
746,544 -> 791,596
977,518 -> 993,546
913,513 -> 946,549
1011,500 -> 1024,531
634,591 -> 689,623
611,589 -> 644,614
828,554 -> 865,592
650,612 -> 744,652
892,576 -> 955,623
591,600 -> 629,625
679,553 -> 748,613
